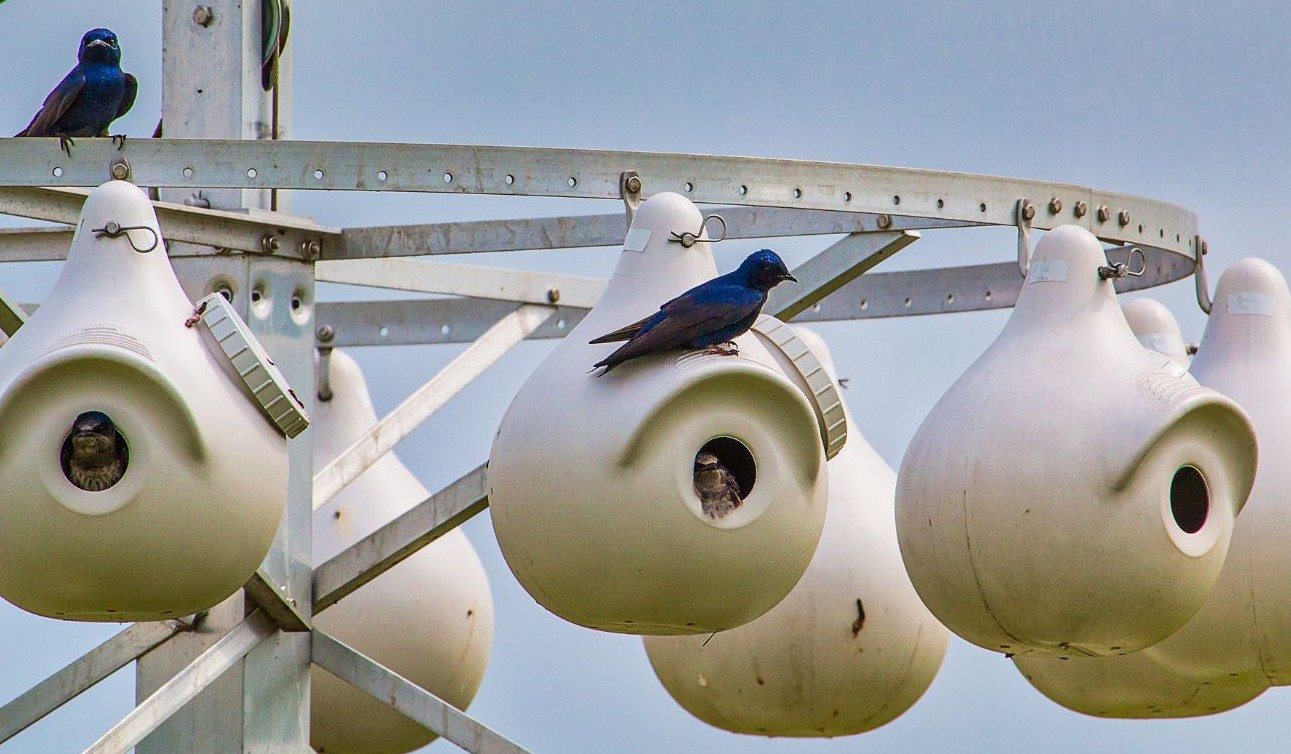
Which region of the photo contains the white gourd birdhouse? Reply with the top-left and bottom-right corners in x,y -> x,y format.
1122,298 -> 1191,367
311,350 -> 494,754
0,180 -> 299,621
1015,258 -> 1291,716
488,192 -> 830,635
895,225 -> 1257,657
643,326 -> 948,736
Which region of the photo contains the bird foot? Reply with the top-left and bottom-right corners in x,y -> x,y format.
111,134 -> 127,150
703,343 -> 740,357
58,134 -> 75,158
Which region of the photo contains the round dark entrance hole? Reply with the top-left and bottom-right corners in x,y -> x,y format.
60,411 -> 130,492
1170,465 -> 1208,534
695,437 -> 756,499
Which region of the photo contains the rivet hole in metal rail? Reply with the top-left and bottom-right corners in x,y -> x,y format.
0,136 -> 1207,754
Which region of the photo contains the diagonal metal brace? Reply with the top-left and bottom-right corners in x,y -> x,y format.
0,621 -> 184,744
311,304 -> 553,511
312,628 -> 531,754
81,610 -> 275,754
313,463 -> 489,613
766,230 -> 920,320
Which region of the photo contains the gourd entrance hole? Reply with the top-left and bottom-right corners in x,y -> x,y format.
1170,465 -> 1208,534
60,416 -> 130,492
696,437 -> 755,499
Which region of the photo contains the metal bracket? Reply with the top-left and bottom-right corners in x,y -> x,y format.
619,170 -> 642,231
1194,235 -> 1213,313
1016,198 -> 1035,278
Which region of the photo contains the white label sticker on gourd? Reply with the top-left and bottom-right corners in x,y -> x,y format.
624,227 -> 652,253
1227,292 -> 1276,317
1137,333 -> 1183,356
1027,259 -> 1068,283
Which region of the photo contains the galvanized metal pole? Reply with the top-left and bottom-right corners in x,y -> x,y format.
137,2 -> 312,751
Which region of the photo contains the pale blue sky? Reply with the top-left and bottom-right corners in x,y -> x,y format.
1,2 -> 1290,752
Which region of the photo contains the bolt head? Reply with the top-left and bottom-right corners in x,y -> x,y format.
547,288 -> 561,304
1074,200 -> 1088,218
625,175 -> 642,194
1021,202 -> 1036,222
300,239 -> 321,259
1097,205 -> 1111,223
110,161 -> 130,181
1048,197 -> 1063,214
316,325 -> 335,342
876,214 -> 892,230
1118,209 -> 1131,227
193,5 -> 213,26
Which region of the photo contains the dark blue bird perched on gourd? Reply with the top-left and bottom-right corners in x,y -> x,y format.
16,28 -> 137,157
590,249 -> 797,374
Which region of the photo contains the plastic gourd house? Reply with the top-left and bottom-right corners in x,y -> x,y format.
1016,258 -> 1291,716
489,192 -> 830,634
644,326 -> 948,736
0,180 -> 302,621
1122,297 -> 1191,367
312,349 -> 493,753
895,225 -> 1257,657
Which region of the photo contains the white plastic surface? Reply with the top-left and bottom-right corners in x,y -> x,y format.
488,192 -> 828,635
1014,259 -> 1291,716
1122,298 -> 1190,367
311,350 -> 493,754
895,225 -> 1257,657
644,327 -> 947,736
0,181 -> 288,621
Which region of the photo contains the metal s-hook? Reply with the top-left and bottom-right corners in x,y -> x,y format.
1098,246 -> 1147,280
1194,235 -> 1213,313
1016,199 -> 1035,278
669,214 -> 728,248
92,221 -> 160,253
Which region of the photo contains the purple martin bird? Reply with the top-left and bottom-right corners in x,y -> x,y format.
16,28 -> 138,157
693,451 -> 743,518
589,249 -> 796,374
62,411 -> 128,492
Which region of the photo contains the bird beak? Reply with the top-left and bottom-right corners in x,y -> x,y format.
782,272 -> 798,283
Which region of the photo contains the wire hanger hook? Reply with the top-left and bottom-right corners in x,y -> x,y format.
669,214 -> 727,248
92,221 -> 159,253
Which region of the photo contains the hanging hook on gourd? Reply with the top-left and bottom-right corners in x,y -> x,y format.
1194,235 -> 1213,314
670,214 -> 728,248
1016,199 -> 1036,278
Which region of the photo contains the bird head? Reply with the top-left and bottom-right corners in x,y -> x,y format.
79,28 -> 122,65
694,451 -> 722,473
70,410 -> 118,461
738,249 -> 797,292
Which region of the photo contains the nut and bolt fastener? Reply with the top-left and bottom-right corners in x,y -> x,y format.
1020,202 -> 1036,222
1074,201 -> 1088,218
1118,209 -> 1131,227
192,5 -> 213,26
1097,205 -> 1111,223
625,175 -> 642,194
110,160 -> 130,181
1049,197 -> 1063,214
547,288 -> 561,304
316,325 -> 335,342
261,234 -> 281,253
876,214 -> 892,230
300,239 -> 321,259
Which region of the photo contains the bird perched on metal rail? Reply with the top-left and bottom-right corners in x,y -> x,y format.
16,28 -> 138,157
589,249 -> 796,374
693,451 -> 743,518
62,411 -> 128,492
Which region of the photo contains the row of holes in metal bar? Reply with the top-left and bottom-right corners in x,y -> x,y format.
43,163 -> 1189,245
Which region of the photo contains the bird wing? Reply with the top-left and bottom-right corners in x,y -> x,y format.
587,312 -> 654,344
115,72 -> 138,121
16,67 -> 85,137
593,283 -> 762,368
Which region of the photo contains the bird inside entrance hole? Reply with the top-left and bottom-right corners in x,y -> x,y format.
16,28 -> 138,156
693,451 -> 742,518
589,249 -> 796,374
62,411 -> 128,492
